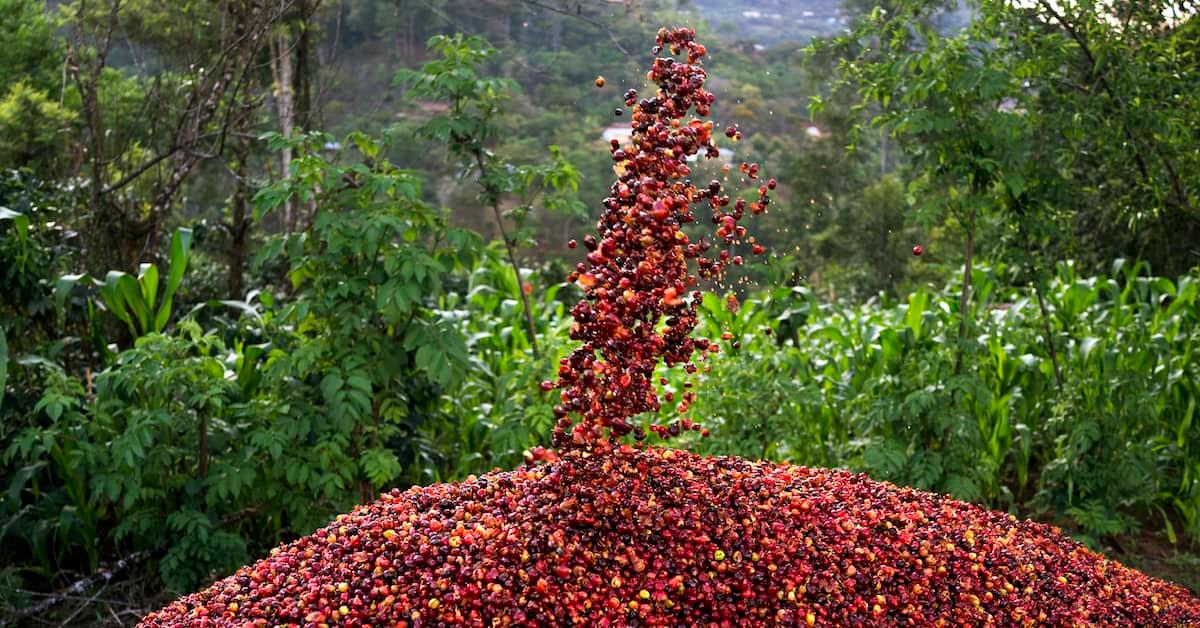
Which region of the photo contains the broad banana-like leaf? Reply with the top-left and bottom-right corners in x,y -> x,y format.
155,228 -> 193,332
139,263 -> 160,314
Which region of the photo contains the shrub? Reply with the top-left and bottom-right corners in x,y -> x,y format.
0,132 -> 562,593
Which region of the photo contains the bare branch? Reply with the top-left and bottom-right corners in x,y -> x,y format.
516,0 -> 633,57
11,552 -> 147,620
100,146 -> 181,195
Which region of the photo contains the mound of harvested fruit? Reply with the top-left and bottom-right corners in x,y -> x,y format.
142,445 -> 1200,626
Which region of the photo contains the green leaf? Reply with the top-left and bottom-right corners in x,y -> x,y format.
1079,336 -> 1101,361
943,474 -> 981,501
348,131 -> 380,160
1005,173 -> 1026,198
116,272 -> 150,334
909,451 -> 943,490
1179,397 -> 1195,449
100,271 -> 136,329
156,228 -> 193,332
1152,277 -> 1177,298
878,328 -> 901,361
6,462 -> 44,501
905,290 -> 928,338
863,440 -> 907,478
1158,507 -> 1177,545
0,207 -> 29,243
360,448 -> 403,486
139,263 -> 160,313
55,273 -> 92,313
320,372 -> 344,404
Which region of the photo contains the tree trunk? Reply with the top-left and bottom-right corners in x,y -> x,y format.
954,209 -> 976,375
1034,279 -> 1065,392
474,149 -> 540,358
198,415 -> 209,482
270,31 -> 296,232
73,0 -> 280,269
229,140 -> 251,299
880,128 -> 888,176
72,0 -> 126,271
293,0 -> 314,131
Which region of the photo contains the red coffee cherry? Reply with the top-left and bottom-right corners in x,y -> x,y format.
548,28 -> 771,450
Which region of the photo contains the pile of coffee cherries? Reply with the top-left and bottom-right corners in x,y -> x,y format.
546,27 -> 771,448
142,445 -> 1200,626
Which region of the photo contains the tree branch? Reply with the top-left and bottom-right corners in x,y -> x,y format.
1034,0 -> 1192,214
12,552 -> 147,620
100,146 -> 180,195
517,0 -> 633,57
473,147 -> 541,358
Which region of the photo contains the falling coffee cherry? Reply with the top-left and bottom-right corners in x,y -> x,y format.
913,244 -> 924,256
595,76 -> 606,88
614,108 -> 623,116
549,27 -> 771,449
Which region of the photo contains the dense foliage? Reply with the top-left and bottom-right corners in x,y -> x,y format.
684,263 -> 1200,546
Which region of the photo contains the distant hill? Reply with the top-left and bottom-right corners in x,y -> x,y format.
687,0 -> 972,45
688,0 -> 851,44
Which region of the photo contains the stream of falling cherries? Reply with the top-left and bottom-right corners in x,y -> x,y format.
544,27 -> 775,450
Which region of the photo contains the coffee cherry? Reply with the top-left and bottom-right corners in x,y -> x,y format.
547,28 -> 770,450
912,244 -> 924,256
568,239 -> 578,249
595,76 -> 606,87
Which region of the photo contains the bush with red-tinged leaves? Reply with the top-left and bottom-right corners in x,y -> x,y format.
142,446 -> 1200,626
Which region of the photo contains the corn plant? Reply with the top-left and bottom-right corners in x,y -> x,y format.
54,228 -> 193,339
685,263 -> 1200,545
